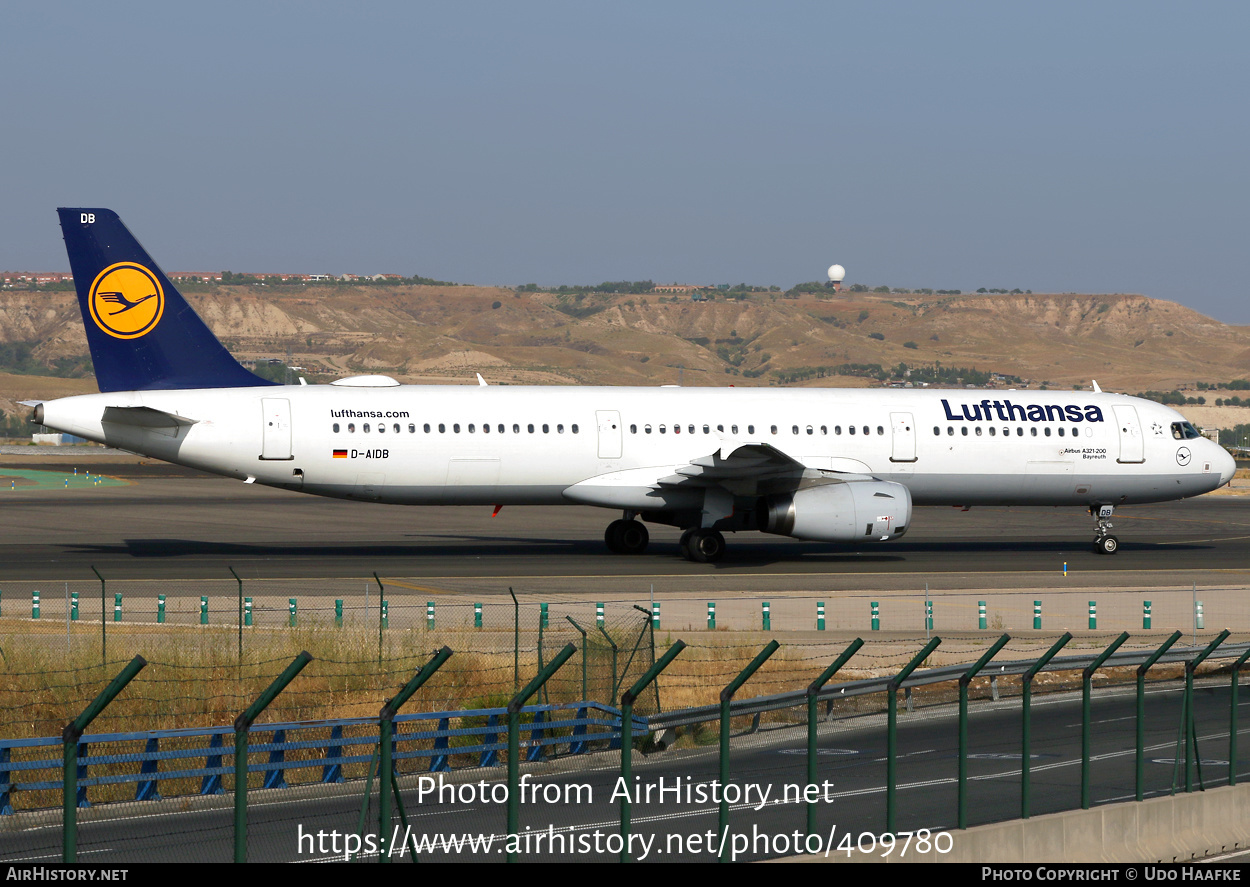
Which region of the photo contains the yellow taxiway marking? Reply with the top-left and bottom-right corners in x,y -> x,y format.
377,579 -> 455,595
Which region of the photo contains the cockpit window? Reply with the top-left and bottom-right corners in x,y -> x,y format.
1171,421 -> 1201,440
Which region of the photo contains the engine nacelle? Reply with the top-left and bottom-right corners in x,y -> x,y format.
757,481 -> 912,542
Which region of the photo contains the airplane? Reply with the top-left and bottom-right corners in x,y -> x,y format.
28,208 -> 1236,563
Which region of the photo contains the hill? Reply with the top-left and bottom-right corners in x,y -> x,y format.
2,286 -> 1249,418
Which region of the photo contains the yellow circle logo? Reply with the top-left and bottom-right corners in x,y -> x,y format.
88,263 -> 164,339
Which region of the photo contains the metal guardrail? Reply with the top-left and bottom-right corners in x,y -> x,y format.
0,701 -> 642,814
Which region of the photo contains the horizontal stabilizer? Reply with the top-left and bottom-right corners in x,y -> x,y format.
101,405 -> 198,428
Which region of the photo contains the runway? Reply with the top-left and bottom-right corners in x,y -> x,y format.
2,456 -> 1249,589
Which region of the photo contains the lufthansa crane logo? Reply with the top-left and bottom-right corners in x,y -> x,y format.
1176,447 -> 1192,466
88,262 -> 164,339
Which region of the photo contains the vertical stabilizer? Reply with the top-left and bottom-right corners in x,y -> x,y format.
57,208 -> 275,391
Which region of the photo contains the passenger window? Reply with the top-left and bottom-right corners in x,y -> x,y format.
863,426 -> 870,435
1030,427 -> 1037,437
468,424 -> 475,433
877,426 -> 884,435
558,424 -> 564,433
424,424 -> 431,433
821,426 -> 827,435
961,427 -> 968,436
482,424 -> 489,433
572,424 -> 579,433
528,424 -> 534,433
542,424 -> 549,433
363,423 -> 371,433
806,426 -> 813,435
1057,427 -> 1064,437
688,425 -> 695,435
408,424 -> 415,433
835,426 -> 842,435
660,425 -> 666,434
989,427 -> 996,437
748,425 -> 755,435
703,425 -> 710,434
394,424 -> 400,433
630,424 -> 637,434
1044,427 -> 1051,437
947,427 -> 953,436
499,424 -> 505,433
453,424 -> 460,433
348,423 -> 355,433
850,426 -> 856,436
975,426 -> 982,436
513,424 -> 519,433
1017,427 -> 1024,437
378,424 -> 385,434
792,425 -> 799,435
675,425 -> 681,434
770,425 -> 778,435
645,425 -> 652,434
438,424 -> 445,433
333,423 -> 340,433
933,426 -> 940,436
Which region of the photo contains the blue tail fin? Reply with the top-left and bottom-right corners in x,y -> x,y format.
58,208 -> 275,392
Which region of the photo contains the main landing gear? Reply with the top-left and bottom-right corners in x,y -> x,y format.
1091,505 -> 1119,555
605,517 -> 649,554
679,528 -> 725,563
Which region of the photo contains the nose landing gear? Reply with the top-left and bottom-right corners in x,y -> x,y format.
1091,505 -> 1119,555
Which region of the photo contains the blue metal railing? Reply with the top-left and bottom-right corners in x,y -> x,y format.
0,701 -> 641,814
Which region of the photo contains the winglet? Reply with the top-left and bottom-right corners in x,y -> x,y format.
476,373 -> 488,386
1091,380 -> 1102,393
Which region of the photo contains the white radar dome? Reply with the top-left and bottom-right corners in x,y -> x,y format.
827,264 -> 846,282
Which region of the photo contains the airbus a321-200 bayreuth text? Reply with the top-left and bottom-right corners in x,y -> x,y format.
29,209 -> 1235,563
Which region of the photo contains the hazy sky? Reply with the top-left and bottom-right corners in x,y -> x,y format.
4,2 -> 1248,322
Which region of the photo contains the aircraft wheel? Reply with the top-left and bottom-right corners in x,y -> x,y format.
1091,538 -> 1103,554
1098,535 -> 1119,555
605,521 -> 626,553
617,520 -> 649,554
678,529 -> 696,561
684,529 -> 725,564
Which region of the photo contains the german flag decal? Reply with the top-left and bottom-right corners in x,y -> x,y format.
333,449 -> 348,459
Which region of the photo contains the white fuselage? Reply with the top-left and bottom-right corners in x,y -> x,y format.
38,383 -> 1235,515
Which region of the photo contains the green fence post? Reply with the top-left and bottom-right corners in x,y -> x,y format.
63,655 -> 147,862
807,639 -> 863,838
719,640 -> 780,861
1195,601 -> 1204,630
335,599 -> 343,627
620,640 -> 686,862
565,616 -> 588,701
1136,630 -> 1182,800
762,601 -> 771,631
507,643 -> 578,863
887,637 -> 941,833
1143,600 -> 1152,630
1033,600 -> 1042,630
596,602 -> 604,627
959,634 -> 1011,829
1231,648 -> 1250,787
288,598 -> 296,628
91,565 -> 106,667
32,589 -> 40,620
978,601 -> 986,630
871,601 -> 879,631
244,598 -> 253,627
652,602 -> 660,628
235,652 -> 312,863
1183,630 -> 1230,793
1082,632 -> 1129,809
375,573 -> 386,666
1088,601 -> 1097,631
707,601 -> 716,630
925,600 -> 933,632
156,594 -> 165,624
1022,633 -> 1072,819
71,591 -> 79,622
816,601 -> 825,631
381,600 -> 388,629
229,566 -> 243,670
201,596 -> 209,625
379,646 -> 453,862
427,601 -> 436,629
474,602 -> 482,628
113,593 -> 121,623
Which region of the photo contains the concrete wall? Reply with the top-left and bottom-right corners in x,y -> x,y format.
777,782 -> 1250,863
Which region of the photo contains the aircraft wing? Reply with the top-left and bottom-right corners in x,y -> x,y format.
655,441 -> 806,487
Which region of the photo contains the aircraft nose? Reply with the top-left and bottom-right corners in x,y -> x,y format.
1217,445 -> 1237,486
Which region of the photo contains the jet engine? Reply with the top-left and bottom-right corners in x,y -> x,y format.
757,480 -> 911,542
